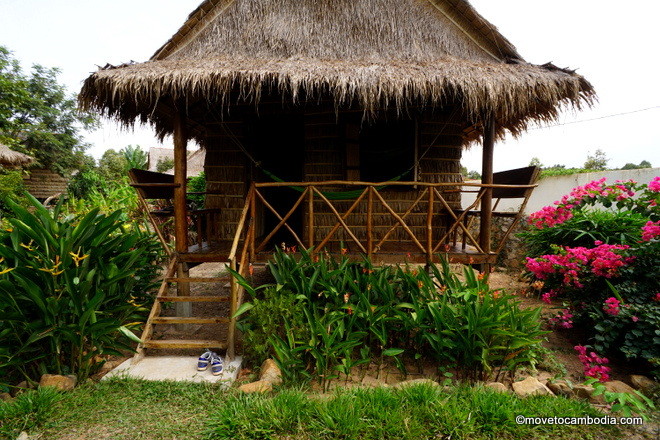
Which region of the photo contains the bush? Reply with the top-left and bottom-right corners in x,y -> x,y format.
0,195 -> 163,385
522,177 -> 660,376
0,170 -> 28,216
233,249 -> 545,387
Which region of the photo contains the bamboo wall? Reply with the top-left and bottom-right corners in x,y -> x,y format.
203,106 -> 465,248
203,120 -> 248,240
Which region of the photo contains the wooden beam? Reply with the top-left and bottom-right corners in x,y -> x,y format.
173,107 -> 189,254
479,116 -> 495,255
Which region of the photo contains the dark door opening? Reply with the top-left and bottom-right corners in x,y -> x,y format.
251,113 -> 305,249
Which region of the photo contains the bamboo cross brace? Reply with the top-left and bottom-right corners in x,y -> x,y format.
310,187 -> 369,253
254,189 -> 306,251
135,191 -> 172,258
374,188 -> 428,253
255,187 -> 309,253
372,189 -> 426,254
432,188 -> 484,253
312,187 -> 367,254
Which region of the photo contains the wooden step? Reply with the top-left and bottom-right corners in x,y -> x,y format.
156,295 -> 229,302
151,317 -> 229,324
165,277 -> 230,283
143,339 -> 227,349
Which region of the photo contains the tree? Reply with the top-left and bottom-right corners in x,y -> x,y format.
156,157 -> 174,173
529,157 -> 543,168
621,160 -> 652,170
583,149 -> 608,171
0,46 -> 97,175
123,145 -> 148,170
97,149 -> 128,182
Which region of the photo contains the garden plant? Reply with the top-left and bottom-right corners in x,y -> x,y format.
232,248 -> 546,389
522,177 -> 660,377
0,194 -> 163,386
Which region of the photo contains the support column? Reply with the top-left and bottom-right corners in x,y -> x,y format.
173,107 -> 191,321
479,116 -> 495,265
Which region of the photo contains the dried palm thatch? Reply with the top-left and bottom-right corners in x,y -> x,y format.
0,143 -> 34,167
79,0 -> 595,142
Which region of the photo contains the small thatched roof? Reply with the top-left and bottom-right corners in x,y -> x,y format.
0,143 -> 34,167
80,0 -> 595,142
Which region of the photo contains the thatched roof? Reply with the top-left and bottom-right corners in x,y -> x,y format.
80,0 -> 595,142
0,143 -> 34,167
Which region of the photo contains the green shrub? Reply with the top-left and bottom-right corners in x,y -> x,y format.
0,170 -> 28,216
0,195 -> 163,385
233,249 -> 545,386
522,178 -> 660,376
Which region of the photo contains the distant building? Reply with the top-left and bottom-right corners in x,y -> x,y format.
148,147 -> 204,176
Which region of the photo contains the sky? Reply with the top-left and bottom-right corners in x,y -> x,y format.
1,0 -> 659,172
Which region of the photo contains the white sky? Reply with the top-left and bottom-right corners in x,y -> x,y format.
1,0 -> 659,172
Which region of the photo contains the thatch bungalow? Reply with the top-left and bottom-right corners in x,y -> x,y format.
0,143 -> 34,168
80,0 -> 594,357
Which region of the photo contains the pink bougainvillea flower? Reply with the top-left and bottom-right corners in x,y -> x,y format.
648,176 -> 660,192
631,316 -> 639,322
641,220 -> 660,242
603,297 -> 621,316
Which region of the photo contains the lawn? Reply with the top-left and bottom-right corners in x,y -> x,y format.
1,377 -> 630,440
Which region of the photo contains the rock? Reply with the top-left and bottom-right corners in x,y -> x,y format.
259,359 -> 282,385
484,382 -> 508,393
391,378 -> 439,389
603,380 -> 636,395
12,381 -> 34,396
574,384 -> 606,405
630,375 -> 657,395
237,380 -> 272,393
512,377 -> 554,397
39,374 -> 77,391
361,375 -> 389,388
546,380 -> 573,397
0,392 -> 12,401
16,432 -> 29,440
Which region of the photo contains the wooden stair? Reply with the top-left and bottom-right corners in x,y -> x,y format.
133,259 -> 235,363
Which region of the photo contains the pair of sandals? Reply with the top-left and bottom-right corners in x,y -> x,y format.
197,350 -> 224,376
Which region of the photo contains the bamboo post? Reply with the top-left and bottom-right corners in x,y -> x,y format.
426,187 -> 434,264
227,257 -> 237,360
173,107 -> 191,322
249,185 -> 256,259
307,187 -> 314,249
479,116 -> 495,267
366,186 -> 373,258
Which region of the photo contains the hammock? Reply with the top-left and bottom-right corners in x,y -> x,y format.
261,168 -> 412,200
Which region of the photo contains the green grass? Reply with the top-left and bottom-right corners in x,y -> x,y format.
1,378 -> 630,440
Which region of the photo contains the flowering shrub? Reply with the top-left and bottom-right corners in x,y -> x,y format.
523,177 -> 660,375
575,345 -> 611,382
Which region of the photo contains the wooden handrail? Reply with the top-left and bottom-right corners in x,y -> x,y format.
254,180 -> 537,189
228,185 -> 254,262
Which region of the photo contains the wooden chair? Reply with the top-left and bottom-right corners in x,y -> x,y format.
128,168 -> 221,255
453,165 -> 540,255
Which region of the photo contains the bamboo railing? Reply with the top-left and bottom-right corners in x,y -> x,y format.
226,180 -> 536,355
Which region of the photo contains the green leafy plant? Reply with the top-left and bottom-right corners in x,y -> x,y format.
232,248 -> 545,385
0,195 -> 162,385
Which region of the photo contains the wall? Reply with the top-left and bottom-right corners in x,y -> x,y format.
462,167 -> 660,215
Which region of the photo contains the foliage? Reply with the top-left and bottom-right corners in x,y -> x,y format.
233,249 -> 545,387
187,172 -> 206,208
97,149 -> 128,182
122,145 -> 148,170
65,176 -> 140,221
520,209 -> 647,257
156,157 -> 175,173
0,195 -> 163,385
206,384 -> 619,440
583,149 -> 609,171
522,177 -> 660,375
621,160 -> 652,170
0,386 -> 61,439
0,46 -> 97,174
587,378 -> 656,420
0,169 -> 28,215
